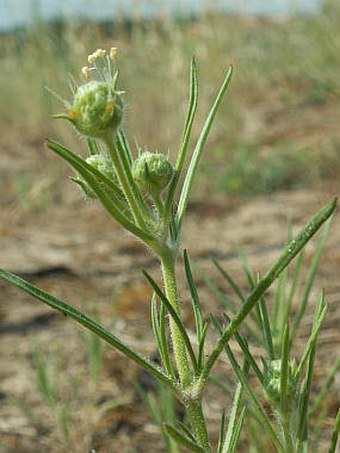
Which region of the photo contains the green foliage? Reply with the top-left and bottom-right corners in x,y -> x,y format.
204,215 -> 339,451
0,40 -> 339,452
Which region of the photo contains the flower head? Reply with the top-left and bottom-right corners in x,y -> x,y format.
55,47 -> 124,139
264,359 -> 297,406
132,151 -> 174,198
72,154 -> 118,199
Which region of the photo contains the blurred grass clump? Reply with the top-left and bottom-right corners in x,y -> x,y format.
0,0 -> 339,198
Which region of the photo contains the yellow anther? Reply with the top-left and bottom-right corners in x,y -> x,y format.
95,48 -> 106,58
68,108 -> 80,121
105,100 -> 116,113
87,48 -> 106,63
110,47 -> 118,60
87,53 -> 96,64
81,66 -> 91,78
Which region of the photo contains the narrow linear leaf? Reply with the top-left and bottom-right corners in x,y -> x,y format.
297,344 -> 316,450
175,421 -> 197,443
176,57 -> 198,175
280,323 -> 290,406
47,138 -> 127,212
184,250 -> 204,341
228,406 -> 246,453
200,198 -> 337,383
151,295 -> 166,367
291,215 -> 334,341
272,266 -> 288,339
105,139 -> 150,229
222,381 -> 243,453
151,294 -> 175,378
115,136 -> 148,215
197,322 -> 209,371
258,297 -> 275,361
283,249 -> 305,328
164,422 -> 205,453
328,407 -> 340,453
212,315 -> 263,383
116,127 -> 133,166
177,65 -> 233,227
217,411 -> 226,453
47,139 -> 156,243
0,269 -> 176,391
238,246 -> 256,290
142,270 -> 198,373
224,343 -> 284,452
165,57 -> 198,218
159,300 -> 175,378
295,291 -> 327,381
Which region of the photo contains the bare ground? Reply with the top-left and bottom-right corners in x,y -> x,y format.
0,129 -> 339,452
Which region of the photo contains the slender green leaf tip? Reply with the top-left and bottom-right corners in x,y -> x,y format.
177,64 -> 234,228
163,422 -> 205,453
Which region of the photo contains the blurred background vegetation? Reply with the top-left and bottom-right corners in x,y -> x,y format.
0,0 -> 339,201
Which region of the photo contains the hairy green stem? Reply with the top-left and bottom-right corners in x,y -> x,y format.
281,409 -> 294,453
160,251 -> 211,451
161,253 -> 191,387
186,399 -> 211,452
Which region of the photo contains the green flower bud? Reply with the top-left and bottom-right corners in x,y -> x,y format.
132,152 -> 174,197
264,359 -> 297,406
66,81 -> 124,139
72,154 -> 117,199
86,154 -> 115,180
